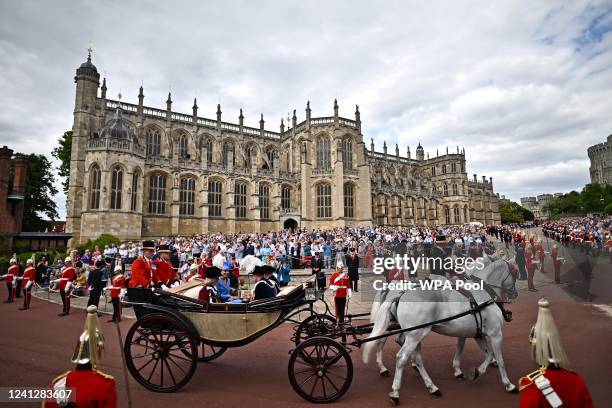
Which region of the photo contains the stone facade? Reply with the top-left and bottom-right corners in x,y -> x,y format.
588,134 -> 612,187
0,146 -> 27,253
65,55 -> 501,244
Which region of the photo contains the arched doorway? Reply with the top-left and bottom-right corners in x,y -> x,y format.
283,218 -> 298,230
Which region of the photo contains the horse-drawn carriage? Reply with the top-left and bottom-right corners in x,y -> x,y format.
123,254 -> 518,404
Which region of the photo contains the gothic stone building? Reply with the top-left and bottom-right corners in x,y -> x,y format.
66,55 -> 501,244
588,134 -> 612,187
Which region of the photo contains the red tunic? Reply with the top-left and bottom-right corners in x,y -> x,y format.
153,260 -> 174,285
59,267 -> 76,290
329,271 -> 350,298
21,267 -> 36,287
519,368 -> 594,408
551,249 -> 562,268
536,244 -> 545,261
129,257 -> 153,288
6,264 -> 19,284
109,274 -> 125,298
525,251 -> 535,272
43,369 -> 117,408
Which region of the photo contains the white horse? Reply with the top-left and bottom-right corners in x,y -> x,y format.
363,258 -> 517,404
370,251 -> 517,379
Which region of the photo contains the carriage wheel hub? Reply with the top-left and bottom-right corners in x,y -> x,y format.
317,369 -> 324,377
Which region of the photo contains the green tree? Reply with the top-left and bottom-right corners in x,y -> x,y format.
499,201 -> 532,224
51,130 -> 72,194
9,154 -> 59,231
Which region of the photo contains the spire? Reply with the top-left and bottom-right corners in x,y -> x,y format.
239,108 -> 244,128
446,146 -> 448,154
395,144 -> 400,160
192,98 -> 198,109
407,146 -> 411,159
216,103 -> 222,122
333,98 -> 339,116
166,92 -> 172,111
305,100 -> 311,122
101,78 -> 107,99
383,141 -> 388,155
260,113 -> 265,129
280,118 -> 285,133
192,98 -> 198,118
355,104 -> 360,122
370,138 -> 374,152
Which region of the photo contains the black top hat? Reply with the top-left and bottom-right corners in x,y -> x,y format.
262,265 -> 276,274
95,260 -> 105,268
435,235 -> 447,242
252,265 -> 265,275
204,266 -> 222,279
142,240 -> 156,250
157,244 -> 171,253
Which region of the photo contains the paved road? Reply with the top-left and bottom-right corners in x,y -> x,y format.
1,233 -> 611,407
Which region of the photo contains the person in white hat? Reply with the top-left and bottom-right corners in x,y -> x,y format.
18,258 -> 36,310
519,298 -> 594,407
0,258 -> 19,303
54,257 -> 77,316
105,265 -> 125,323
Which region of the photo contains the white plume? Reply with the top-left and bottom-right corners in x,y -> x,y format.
212,253 -> 226,269
240,255 -> 263,274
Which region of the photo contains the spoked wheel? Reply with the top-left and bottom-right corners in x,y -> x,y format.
294,313 -> 337,346
124,313 -> 197,392
198,343 -> 227,362
288,336 -> 353,403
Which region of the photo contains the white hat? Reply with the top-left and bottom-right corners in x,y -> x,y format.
65,256 -> 72,263
114,265 -> 122,272
336,261 -> 344,269
9,258 -> 17,264
26,259 -> 34,265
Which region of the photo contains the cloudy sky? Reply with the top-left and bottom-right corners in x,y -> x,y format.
1,1 -> 611,218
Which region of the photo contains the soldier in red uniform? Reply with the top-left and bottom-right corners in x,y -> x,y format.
1,258 -> 19,303
519,298 -> 594,408
129,240 -> 155,288
55,257 -> 77,316
18,258 -> 36,310
329,261 -> 351,324
153,244 -> 176,287
525,244 -> 537,292
550,244 -> 563,284
43,305 -> 117,408
106,265 -> 125,323
198,266 -> 222,303
535,239 -> 545,273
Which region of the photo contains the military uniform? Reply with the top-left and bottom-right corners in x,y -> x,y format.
43,305 -> 117,408
2,261 -> 19,303
519,367 -> 594,407
19,263 -> 36,310
107,267 -> 125,322
329,268 -> 350,323
57,260 -> 76,316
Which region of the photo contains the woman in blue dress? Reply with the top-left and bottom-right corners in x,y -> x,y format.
217,268 -> 242,303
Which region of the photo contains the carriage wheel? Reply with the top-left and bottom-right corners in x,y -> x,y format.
198,343 -> 227,362
288,337 -> 353,403
124,313 -> 197,393
294,313 -> 337,346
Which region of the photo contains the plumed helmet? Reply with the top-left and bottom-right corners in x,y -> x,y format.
65,256 -> 72,264
9,258 -> 17,264
212,253 -> 226,269
240,255 -> 263,274
529,298 -> 569,368
26,259 -> 34,265
71,306 -> 105,368
114,265 -> 122,272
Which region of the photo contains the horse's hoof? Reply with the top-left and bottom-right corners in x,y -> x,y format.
470,368 -> 480,381
411,364 -> 418,371
455,373 -> 465,380
380,369 -> 390,377
490,361 -> 498,368
507,385 -> 518,394
389,395 -> 400,405
430,389 -> 443,398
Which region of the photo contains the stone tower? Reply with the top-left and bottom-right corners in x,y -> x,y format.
66,51 -> 100,240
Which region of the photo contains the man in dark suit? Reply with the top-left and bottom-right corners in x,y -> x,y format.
515,242 -> 527,280
310,252 -> 325,291
345,248 -> 360,292
87,260 -> 105,308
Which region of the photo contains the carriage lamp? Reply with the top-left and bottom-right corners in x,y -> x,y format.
305,286 -> 317,301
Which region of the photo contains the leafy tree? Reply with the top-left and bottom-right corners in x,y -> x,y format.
544,184 -> 612,217
499,201 -> 532,224
51,130 -> 72,194
9,154 -> 59,231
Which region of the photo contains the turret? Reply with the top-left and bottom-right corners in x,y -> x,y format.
395,143 -> 399,160
216,104 -> 222,129
383,141 -> 387,155
370,138 -> 374,153
416,142 -> 424,161
280,118 -> 285,134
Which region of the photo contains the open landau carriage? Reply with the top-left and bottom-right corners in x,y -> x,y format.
123,276 -> 355,403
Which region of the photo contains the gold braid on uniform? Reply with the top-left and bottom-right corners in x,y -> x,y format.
518,367 -> 547,391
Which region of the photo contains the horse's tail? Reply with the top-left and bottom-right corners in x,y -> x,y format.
370,290 -> 382,323
363,299 -> 393,364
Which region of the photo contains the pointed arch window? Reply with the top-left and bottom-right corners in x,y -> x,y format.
342,138 -> 353,170
281,186 -> 291,209
208,180 -> 222,217
343,183 -> 354,218
452,183 -> 458,196
130,170 -> 140,211
179,177 -> 196,216
443,184 -> 449,196
148,174 -> 166,214
316,183 -> 332,218
146,129 -> 161,157
110,166 -> 123,210
222,142 -> 235,167
316,136 -> 331,169
235,182 -> 247,218
89,165 -> 101,209
179,134 -> 188,159
259,184 -> 270,219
